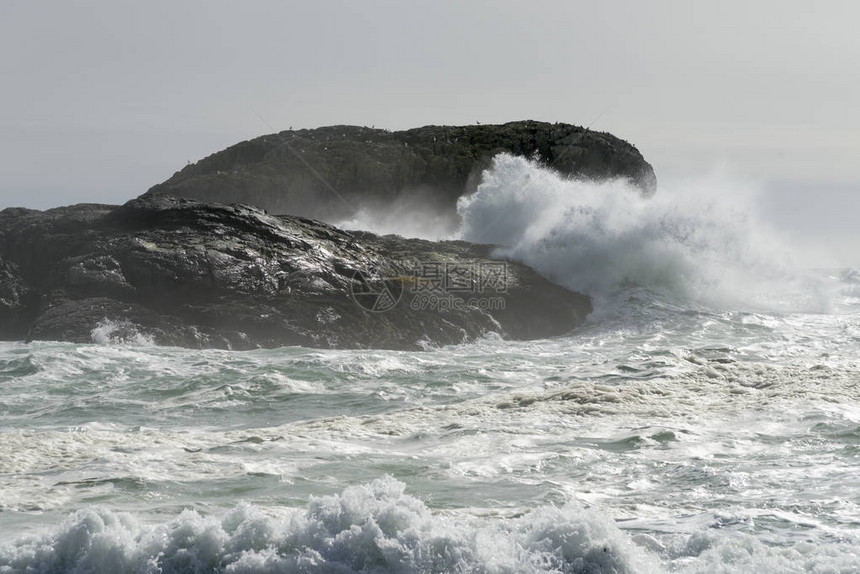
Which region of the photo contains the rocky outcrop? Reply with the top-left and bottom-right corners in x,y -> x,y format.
0,195 -> 590,350
145,121 -> 656,222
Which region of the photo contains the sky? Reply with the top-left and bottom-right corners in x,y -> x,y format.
1,0 -> 858,263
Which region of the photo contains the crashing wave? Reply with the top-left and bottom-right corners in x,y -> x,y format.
0,476 -> 659,573
457,154 -> 832,315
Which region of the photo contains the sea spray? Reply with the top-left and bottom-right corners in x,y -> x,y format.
335,192 -> 461,241
457,153 -> 830,314
91,319 -> 156,346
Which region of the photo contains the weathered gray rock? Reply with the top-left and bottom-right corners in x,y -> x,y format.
146,121 -> 656,222
0,256 -> 29,338
0,195 -> 590,350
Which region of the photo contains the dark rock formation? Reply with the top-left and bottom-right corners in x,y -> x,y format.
146,121 -> 656,222
0,195 -> 590,350
0,256 -> 30,339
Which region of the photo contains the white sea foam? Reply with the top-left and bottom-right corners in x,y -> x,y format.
0,477 -> 661,574
457,154 -> 832,314
91,319 -> 155,346
2,476 -> 856,573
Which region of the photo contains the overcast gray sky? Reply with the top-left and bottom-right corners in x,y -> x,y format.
1,1 -> 858,263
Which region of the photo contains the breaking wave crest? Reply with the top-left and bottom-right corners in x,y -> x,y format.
4,476 -> 856,573
91,319 -> 155,346
457,154 -> 830,314
0,477 -> 659,574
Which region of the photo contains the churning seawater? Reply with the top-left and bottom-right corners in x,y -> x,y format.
1,156 -> 859,572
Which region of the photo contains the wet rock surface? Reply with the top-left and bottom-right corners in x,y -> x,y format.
0,195 -> 590,350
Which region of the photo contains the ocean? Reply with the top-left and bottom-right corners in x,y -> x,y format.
1,155 -> 858,573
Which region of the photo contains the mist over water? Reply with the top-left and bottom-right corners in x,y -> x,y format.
336,189 -> 461,241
